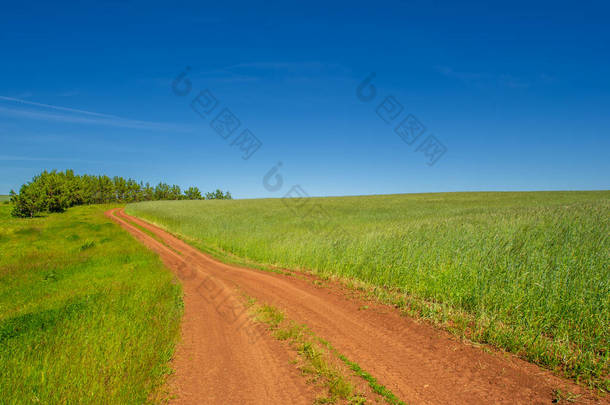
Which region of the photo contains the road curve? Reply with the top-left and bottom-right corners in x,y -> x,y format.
107,208 -> 606,405
106,208 -> 315,404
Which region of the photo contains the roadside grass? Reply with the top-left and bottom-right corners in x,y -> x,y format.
0,204 -> 182,404
249,299 -> 401,404
126,191 -> 610,389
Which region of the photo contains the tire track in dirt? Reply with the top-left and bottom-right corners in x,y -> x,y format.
108,208 -> 607,405
106,208 -> 316,405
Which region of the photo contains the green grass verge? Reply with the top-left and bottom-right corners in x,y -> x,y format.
250,300 -> 400,404
253,304 -> 356,403
0,204 -> 183,404
126,191 -> 610,389
334,354 -> 404,405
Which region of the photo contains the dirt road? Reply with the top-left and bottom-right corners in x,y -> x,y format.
106,208 -> 606,405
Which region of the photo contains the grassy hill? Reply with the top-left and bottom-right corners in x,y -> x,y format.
127,191 -> 610,388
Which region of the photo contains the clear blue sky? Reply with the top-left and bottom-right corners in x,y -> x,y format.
1,1 -> 608,198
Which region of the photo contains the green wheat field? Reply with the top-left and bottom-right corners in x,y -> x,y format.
126,191 -> 610,388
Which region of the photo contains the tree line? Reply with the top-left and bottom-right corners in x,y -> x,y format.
10,169 -> 232,217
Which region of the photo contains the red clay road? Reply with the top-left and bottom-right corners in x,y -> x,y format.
106,208 -> 607,405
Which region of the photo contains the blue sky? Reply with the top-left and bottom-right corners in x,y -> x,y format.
1,0 -> 608,197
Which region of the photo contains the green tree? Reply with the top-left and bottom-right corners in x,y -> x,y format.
184,187 -> 202,200
97,175 -> 114,203
10,182 -> 47,217
9,169 -> 232,217
143,182 -> 154,201
113,176 -> 128,202
125,179 -> 141,202
43,170 -> 70,213
169,185 -> 182,200
154,183 -> 170,200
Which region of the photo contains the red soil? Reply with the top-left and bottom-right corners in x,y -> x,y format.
106,208 -> 607,405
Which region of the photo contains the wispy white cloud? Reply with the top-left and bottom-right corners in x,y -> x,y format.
0,132 -> 71,143
193,69 -> 261,83
0,131 -> 156,155
148,61 -> 352,88
14,91 -> 33,99
58,90 -> 81,97
539,73 -> 557,84
225,61 -> 351,76
226,61 -> 327,70
0,155 -> 126,165
0,95 -> 118,118
499,74 -> 529,89
434,66 -> 487,82
434,66 -> 530,88
0,96 -> 192,132
191,61 -> 352,83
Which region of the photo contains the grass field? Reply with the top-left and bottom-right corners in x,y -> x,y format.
0,204 -> 182,404
0,195 -> 10,203
126,191 -> 610,389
